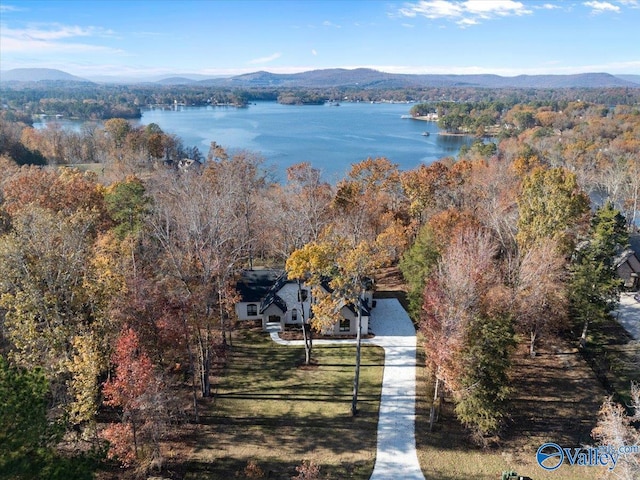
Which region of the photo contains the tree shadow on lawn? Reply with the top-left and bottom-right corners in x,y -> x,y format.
181,326 -> 384,479
586,316 -> 640,406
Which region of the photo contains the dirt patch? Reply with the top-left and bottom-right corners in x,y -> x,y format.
415,334 -> 608,480
373,266 -> 410,311
505,337 -> 608,449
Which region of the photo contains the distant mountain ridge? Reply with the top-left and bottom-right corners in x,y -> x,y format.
616,74 -> 640,85
0,68 -> 91,83
2,67 -> 639,89
204,69 -> 639,89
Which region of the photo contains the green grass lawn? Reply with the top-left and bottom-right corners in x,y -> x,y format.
175,318 -> 621,480
183,327 -> 384,479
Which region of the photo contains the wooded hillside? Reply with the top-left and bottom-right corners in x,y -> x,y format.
0,97 -> 638,478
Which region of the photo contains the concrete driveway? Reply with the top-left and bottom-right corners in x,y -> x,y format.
268,298 -> 425,480
613,292 -> 640,340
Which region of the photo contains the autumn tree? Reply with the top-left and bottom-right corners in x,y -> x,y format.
286,241 -> 336,365
2,166 -> 109,225
0,206 -> 103,407
400,161 -> 450,225
333,157 -> 408,251
146,155 -> 260,397
513,240 -> 569,356
102,327 -> 168,468
400,208 -> 481,319
287,235 -> 386,415
265,162 -> 333,261
0,167 -> 119,437
103,118 -> 131,152
420,227 -> 514,438
516,167 -> 590,255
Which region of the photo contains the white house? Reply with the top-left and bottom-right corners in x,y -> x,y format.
235,268 -> 374,336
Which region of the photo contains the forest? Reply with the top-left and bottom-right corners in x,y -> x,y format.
3,81 -> 640,119
0,93 -> 639,479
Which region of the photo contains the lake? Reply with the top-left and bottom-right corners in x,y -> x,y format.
36,102 -> 474,181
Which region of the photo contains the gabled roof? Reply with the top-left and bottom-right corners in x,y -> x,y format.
260,272 -> 290,314
344,301 -> 371,318
236,269 -> 284,303
260,293 -> 288,315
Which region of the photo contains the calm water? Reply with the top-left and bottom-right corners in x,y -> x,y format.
36,102 -> 473,180
137,102 -> 472,180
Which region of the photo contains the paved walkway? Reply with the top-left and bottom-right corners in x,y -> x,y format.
268,298 -> 425,480
613,292 -> 640,340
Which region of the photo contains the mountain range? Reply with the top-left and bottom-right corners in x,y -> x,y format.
1,67 -> 639,89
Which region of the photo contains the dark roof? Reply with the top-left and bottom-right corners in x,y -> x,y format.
260,293 -> 288,315
629,233 -> 640,256
345,301 -> 371,318
260,272 -> 290,314
236,269 -> 284,302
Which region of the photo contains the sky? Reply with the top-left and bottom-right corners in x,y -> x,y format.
1,0 -> 639,81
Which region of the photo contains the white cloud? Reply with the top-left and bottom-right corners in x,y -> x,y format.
539,3 -> 561,9
583,1 -> 621,13
0,24 -> 122,55
0,4 -> 22,12
322,20 -> 341,28
248,52 -> 282,65
311,49 -> 317,56
397,0 -> 532,26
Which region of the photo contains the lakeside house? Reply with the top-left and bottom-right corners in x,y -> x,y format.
616,233 -> 640,291
235,268 -> 373,335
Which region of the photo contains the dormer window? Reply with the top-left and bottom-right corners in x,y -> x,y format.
292,308 -> 298,322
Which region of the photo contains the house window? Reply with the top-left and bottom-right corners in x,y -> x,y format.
291,308 -> 298,322
339,318 -> 350,332
298,289 -> 308,302
247,304 -> 258,316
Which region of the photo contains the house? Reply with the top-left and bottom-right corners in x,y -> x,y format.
235,268 -> 373,335
616,233 -> 640,291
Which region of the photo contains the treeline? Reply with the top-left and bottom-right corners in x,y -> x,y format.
0,97 -> 639,476
0,116 -> 199,168
3,81 -> 640,121
410,98 -> 640,138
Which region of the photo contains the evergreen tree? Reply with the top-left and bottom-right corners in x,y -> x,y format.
0,356 -> 96,480
399,224 -> 440,319
454,312 -> 515,442
570,202 -> 628,346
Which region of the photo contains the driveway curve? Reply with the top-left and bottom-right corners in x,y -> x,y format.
268,298 -> 424,480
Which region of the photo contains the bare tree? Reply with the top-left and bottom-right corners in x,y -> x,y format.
592,382 -> 640,480
146,160 -> 258,397
513,240 -> 569,356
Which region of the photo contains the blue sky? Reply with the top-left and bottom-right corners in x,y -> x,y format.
1,0 -> 638,80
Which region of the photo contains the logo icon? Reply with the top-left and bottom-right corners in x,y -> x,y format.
537,443 -> 564,471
